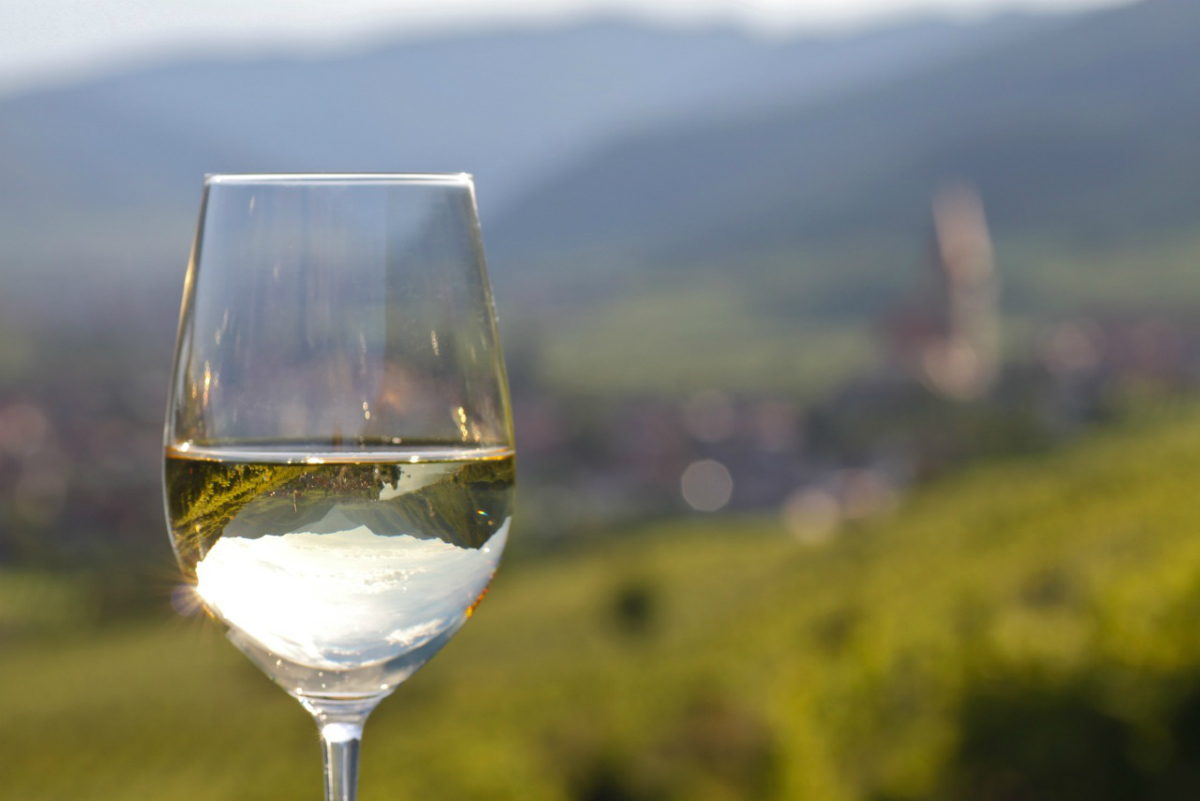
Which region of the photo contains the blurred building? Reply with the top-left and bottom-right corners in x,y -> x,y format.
882,185 -> 1000,400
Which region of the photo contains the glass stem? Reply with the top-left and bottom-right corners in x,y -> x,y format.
302,697 -> 384,801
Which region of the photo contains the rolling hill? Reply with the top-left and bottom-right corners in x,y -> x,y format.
489,0 -> 1200,291
0,16 -> 1037,319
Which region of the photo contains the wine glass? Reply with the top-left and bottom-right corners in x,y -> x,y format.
163,173 -> 515,801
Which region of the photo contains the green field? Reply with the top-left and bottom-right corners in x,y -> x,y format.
528,230 -> 1200,401
7,408 -> 1200,799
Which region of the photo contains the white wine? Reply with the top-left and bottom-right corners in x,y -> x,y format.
165,443 -> 514,699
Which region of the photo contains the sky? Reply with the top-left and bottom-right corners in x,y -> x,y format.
4,0 -> 1136,95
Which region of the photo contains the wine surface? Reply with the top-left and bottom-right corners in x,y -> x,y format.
164,444 -> 514,698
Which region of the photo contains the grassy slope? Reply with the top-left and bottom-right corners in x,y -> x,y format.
7,408 -> 1200,799
531,226 -> 1200,399
538,278 -> 878,399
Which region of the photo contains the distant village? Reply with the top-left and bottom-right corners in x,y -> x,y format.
511,184 -> 1200,546
2,185 -> 1199,562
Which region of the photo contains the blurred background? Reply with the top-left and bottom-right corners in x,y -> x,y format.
6,0 -> 1200,797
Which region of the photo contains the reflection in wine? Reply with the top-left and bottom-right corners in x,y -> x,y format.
165,445 -> 514,698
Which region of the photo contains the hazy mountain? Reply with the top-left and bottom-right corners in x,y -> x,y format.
0,15 -> 1045,317
489,0 -> 1197,274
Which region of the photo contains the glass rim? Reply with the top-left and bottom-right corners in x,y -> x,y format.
204,172 -> 474,187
